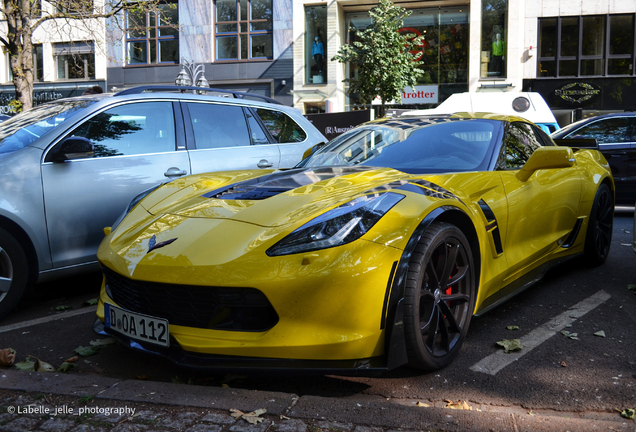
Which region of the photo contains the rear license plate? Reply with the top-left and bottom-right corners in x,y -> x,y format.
105,303 -> 169,347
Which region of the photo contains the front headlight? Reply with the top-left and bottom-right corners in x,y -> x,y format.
266,192 -> 404,256
110,183 -> 163,232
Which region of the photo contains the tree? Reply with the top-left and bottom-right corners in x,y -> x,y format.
331,0 -> 424,117
0,0 -> 164,111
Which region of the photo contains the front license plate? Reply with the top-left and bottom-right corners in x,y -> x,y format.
105,303 -> 170,347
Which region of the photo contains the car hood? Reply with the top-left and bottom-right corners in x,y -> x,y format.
136,166 -> 421,228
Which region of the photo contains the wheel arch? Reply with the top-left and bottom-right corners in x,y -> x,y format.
383,204 -> 481,370
0,215 -> 40,286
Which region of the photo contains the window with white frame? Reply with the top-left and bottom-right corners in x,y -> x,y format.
54,42 -> 95,80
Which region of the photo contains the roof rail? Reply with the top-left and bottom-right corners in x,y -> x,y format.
113,85 -> 283,105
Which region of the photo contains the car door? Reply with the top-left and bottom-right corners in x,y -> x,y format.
41,100 -> 190,268
183,102 -> 281,174
252,108 -> 310,167
497,122 -> 583,280
563,116 -> 633,204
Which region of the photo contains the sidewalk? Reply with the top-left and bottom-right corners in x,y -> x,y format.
0,369 -> 634,432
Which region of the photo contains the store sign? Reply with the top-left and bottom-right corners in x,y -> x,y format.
553,82 -> 601,105
305,110 -> 373,141
372,85 -> 439,105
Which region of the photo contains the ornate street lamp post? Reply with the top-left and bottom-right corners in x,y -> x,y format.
175,58 -> 209,92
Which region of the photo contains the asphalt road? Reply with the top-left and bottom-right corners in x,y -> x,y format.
1,211 -> 634,416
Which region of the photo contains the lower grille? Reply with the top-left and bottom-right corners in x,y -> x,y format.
103,267 -> 278,331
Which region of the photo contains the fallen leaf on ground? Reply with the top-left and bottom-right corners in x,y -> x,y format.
444,399 -> 472,410
594,330 -> 606,337
0,348 -> 16,366
496,339 -> 522,353
416,401 -> 430,407
561,361 -> 567,367
56,305 -> 72,311
280,415 -> 290,420
561,331 -> 579,340
627,285 -> 636,293
74,346 -> 101,357
619,408 -> 634,419
14,359 -> 36,372
84,298 -> 98,306
230,408 -> 267,424
57,362 -> 77,373
36,358 -> 55,372
506,325 -> 520,330
89,338 -> 115,347
64,356 -> 79,363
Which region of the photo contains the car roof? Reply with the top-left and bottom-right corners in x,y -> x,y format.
551,111 -> 636,138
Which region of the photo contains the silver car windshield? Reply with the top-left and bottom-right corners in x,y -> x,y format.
0,100 -> 95,154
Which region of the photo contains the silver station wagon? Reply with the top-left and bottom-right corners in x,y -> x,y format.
0,86 -> 326,318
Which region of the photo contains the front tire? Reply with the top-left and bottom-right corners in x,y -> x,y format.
584,183 -> 613,266
404,222 -> 476,370
0,228 -> 30,320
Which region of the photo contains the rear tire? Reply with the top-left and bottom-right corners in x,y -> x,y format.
584,183 -> 613,266
0,227 -> 30,320
403,222 -> 476,370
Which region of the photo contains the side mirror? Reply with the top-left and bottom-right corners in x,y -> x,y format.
516,146 -> 575,182
301,141 -> 326,160
50,137 -> 94,162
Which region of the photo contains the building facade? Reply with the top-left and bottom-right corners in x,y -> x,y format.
105,0 -> 294,106
0,2 -> 107,113
292,0 -> 636,123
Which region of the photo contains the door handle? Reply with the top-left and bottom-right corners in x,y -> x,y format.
164,167 -> 187,177
257,159 -> 274,168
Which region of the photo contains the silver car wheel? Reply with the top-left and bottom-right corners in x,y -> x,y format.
0,245 -> 13,302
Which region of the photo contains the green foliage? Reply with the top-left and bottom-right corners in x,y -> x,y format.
331,0 -> 424,115
8,100 -> 22,114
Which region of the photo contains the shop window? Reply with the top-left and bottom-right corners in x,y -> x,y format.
538,14 -> 635,78
215,0 -> 273,61
54,42 -> 95,80
480,0 -> 507,79
305,5 -> 327,84
125,2 -> 179,65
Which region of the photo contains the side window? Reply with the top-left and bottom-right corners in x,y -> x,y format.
565,118 -> 630,144
255,108 -> 307,143
497,122 -> 543,170
69,102 -> 175,158
187,103 -> 250,149
245,109 -> 271,145
533,125 -> 556,147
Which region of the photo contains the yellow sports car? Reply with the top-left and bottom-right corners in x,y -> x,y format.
94,113 -> 614,372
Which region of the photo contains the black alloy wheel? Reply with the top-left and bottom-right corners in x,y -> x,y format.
404,222 -> 475,370
0,227 -> 30,320
584,183 -> 613,266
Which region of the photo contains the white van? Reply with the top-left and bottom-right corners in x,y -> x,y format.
402,92 -> 560,134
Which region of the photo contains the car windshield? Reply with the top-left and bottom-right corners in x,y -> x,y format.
0,100 -> 96,154
301,118 -> 501,174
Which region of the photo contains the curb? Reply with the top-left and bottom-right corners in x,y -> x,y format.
1,369 -> 634,432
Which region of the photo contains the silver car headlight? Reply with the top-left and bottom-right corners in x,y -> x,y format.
266,192 -> 404,256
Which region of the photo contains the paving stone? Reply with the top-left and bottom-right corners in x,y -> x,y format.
275,419 -> 307,432
110,423 -> 148,432
200,413 -> 236,425
70,424 -> 109,432
93,412 -> 128,424
353,427 -> 383,432
159,411 -> 199,429
39,418 -> 76,432
229,422 -> 270,432
315,421 -> 353,432
130,410 -> 161,422
184,424 -> 223,432
1,416 -> 41,431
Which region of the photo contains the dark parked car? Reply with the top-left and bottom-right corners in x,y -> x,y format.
551,112 -> 636,205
